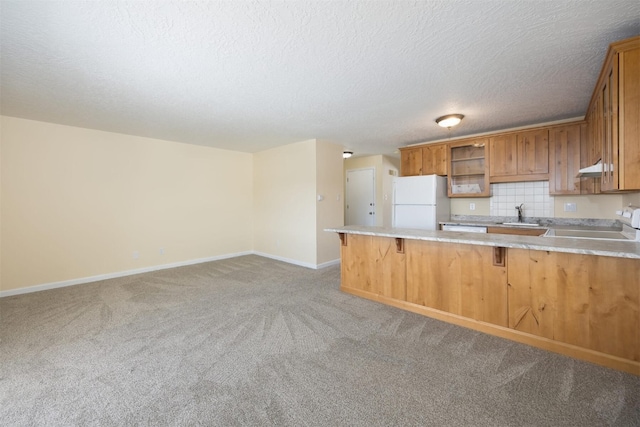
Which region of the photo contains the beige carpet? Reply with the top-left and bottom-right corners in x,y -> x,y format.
1,255 -> 638,426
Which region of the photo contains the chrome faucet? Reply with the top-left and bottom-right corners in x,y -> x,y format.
515,204 -> 524,223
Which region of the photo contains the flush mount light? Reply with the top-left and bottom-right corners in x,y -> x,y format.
435,114 -> 464,128
343,151 -> 354,159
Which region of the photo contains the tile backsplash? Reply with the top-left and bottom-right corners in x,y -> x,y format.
490,181 -> 554,218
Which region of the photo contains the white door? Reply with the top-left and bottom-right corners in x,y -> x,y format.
346,168 -> 375,226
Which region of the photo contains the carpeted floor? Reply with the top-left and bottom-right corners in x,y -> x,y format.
1,255 -> 639,426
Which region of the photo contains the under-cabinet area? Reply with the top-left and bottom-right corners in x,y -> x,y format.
333,228 -> 640,375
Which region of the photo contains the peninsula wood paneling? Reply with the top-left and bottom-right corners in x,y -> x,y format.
508,248 -> 640,362
508,249 -> 556,339
406,240 -> 507,326
341,234 -> 406,300
335,231 -> 640,374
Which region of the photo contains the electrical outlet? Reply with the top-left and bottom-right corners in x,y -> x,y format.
159,248 -> 165,255
564,203 -> 577,212
133,251 -> 139,260
469,203 -> 476,211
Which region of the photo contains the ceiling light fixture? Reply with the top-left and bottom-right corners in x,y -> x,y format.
343,151 -> 354,159
435,114 -> 464,128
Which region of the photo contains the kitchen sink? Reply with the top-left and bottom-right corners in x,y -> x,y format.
544,228 -> 629,240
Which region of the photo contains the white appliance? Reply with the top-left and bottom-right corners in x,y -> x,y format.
392,175 -> 450,230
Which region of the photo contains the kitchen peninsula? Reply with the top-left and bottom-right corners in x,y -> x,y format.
326,225 -> 640,375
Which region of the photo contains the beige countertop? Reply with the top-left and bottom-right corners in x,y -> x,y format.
325,225 -> 640,260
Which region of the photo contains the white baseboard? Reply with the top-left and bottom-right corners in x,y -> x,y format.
1,251 -> 341,298
0,251 -> 253,298
317,258 -> 341,269
251,252 -> 340,270
252,251 -> 318,269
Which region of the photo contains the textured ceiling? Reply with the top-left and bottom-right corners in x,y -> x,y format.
1,1 -> 639,156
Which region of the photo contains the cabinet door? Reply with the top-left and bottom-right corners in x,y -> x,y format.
489,130 -> 549,182
517,129 -> 549,175
341,234 -> 406,300
489,134 -> 518,177
406,240 -> 507,327
400,148 -> 423,176
448,139 -> 490,197
421,143 -> 448,176
582,107 -> 600,194
590,95 -> 603,165
601,61 -> 619,191
549,124 -> 582,194
619,47 -> 640,190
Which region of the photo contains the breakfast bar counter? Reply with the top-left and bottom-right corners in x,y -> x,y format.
325,225 -> 640,259
327,225 -> 640,375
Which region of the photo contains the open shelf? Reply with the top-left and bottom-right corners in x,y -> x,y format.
448,139 -> 490,197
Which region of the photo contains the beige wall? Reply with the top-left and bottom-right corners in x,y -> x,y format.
253,140 -> 317,266
381,156 -> 401,227
450,197 -> 490,216
622,192 -> 640,208
315,141 -> 344,265
553,194 -> 630,219
253,139 -> 343,267
344,155 -> 400,227
1,116 -> 253,292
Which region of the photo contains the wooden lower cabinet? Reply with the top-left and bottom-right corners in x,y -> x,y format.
341,234 -> 406,300
486,226 -> 547,236
405,240 -> 508,327
508,248 -> 640,363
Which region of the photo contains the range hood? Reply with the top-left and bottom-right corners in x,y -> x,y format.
576,161 -> 606,178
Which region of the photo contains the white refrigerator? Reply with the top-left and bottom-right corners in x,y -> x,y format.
392,175 -> 450,230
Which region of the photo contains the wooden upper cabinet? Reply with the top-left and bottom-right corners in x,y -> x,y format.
448,139 -> 490,197
582,101 -> 602,194
489,130 -> 549,182
489,134 -> 518,177
589,94 -> 603,166
400,144 -> 448,176
421,143 -> 448,176
586,35 -> 640,191
400,147 -> 423,176
517,129 -> 549,175
549,124 -> 583,195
